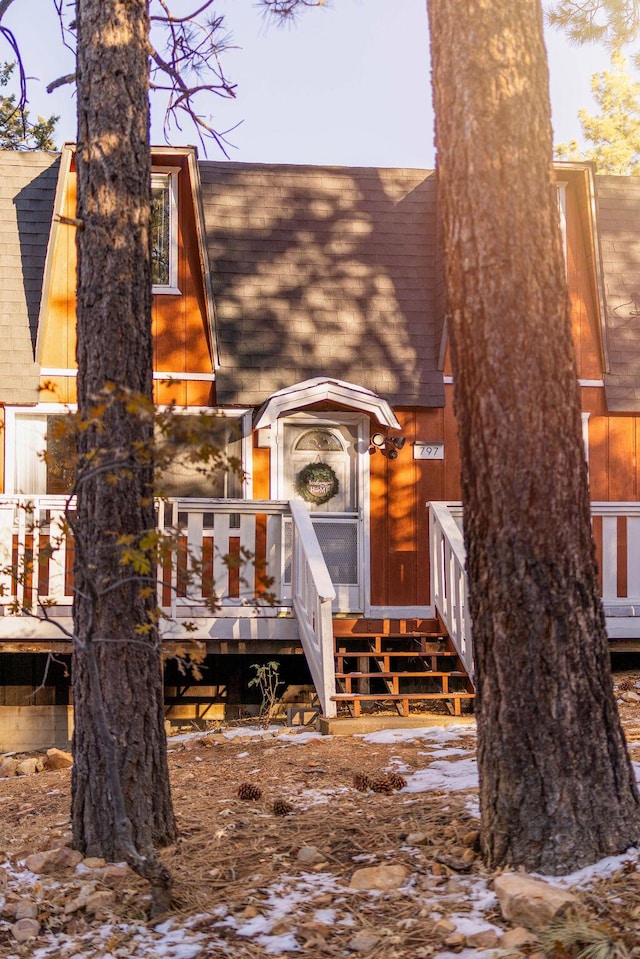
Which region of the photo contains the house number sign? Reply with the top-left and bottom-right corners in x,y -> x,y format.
413,442 -> 445,461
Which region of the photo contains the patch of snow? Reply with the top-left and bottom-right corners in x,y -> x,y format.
537,846 -> 640,888
276,731 -> 324,745
403,757 -> 479,793
359,723 -> 476,746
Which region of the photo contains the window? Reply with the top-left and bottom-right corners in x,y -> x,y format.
7,411 -> 75,495
5,408 -> 248,499
155,414 -> 244,498
151,170 -> 179,292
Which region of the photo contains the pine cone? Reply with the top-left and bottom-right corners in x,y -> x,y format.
353,772 -> 372,792
388,773 -> 407,791
237,782 -> 262,801
273,799 -> 294,817
370,776 -> 394,794
617,678 -> 637,692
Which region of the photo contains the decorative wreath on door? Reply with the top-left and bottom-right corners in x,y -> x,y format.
295,461 -> 339,505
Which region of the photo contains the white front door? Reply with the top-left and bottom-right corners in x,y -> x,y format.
276,413 -> 368,612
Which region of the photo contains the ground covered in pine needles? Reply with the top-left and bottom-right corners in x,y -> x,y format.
1,675 -> 640,958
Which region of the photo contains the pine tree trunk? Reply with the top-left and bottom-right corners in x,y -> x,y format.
72,0 -> 176,864
427,0 -> 640,872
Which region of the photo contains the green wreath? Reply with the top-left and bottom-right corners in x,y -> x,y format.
296,461 -> 339,505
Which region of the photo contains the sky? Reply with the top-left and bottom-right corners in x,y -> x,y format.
2,0 -> 617,169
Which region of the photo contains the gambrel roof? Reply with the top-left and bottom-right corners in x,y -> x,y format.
200,161 -> 445,408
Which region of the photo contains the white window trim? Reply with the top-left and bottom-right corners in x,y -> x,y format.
152,168 -> 180,295
4,404 -> 252,498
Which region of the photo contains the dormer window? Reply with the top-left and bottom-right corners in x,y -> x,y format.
151,169 -> 179,293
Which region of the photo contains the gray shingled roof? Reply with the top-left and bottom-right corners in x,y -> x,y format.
597,175 -> 640,412
200,161 -> 444,408
0,152 -> 58,405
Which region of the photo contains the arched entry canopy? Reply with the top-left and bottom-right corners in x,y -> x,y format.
254,377 -> 401,430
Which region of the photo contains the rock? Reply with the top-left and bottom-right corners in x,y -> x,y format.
622,690 -> 640,702
102,864 -> 131,885
297,845 -> 326,865
44,748 -> 73,770
14,900 -> 38,921
25,847 -> 83,874
349,864 -> 408,891
298,921 -> 331,940
501,927 -> 541,950
11,918 -> 40,942
82,857 -> 106,869
15,757 -> 42,776
466,928 -> 500,948
0,757 -> 17,777
443,932 -> 466,948
85,890 -> 116,915
405,832 -> 428,845
433,918 -> 457,937
461,829 -> 481,849
494,873 -> 579,930
348,930 -> 381,952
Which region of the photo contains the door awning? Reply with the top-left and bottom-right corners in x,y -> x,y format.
254,377 -> 401,429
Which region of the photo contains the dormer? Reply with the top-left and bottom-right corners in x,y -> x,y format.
36,144 -> 219,407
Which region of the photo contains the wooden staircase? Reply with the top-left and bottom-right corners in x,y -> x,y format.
331,620 -> 475,718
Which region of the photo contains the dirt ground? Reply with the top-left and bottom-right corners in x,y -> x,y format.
1,671 -> 640,958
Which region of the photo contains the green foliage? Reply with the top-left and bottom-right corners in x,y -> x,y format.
0,62 -> 58,151
547,1 -> 640,50
555,51 -> 640,173
248,660 -> 283,725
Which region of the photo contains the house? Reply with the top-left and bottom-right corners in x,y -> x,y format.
0,145 -> 638,749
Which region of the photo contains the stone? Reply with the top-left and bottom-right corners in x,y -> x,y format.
82,857 -> 107,869
15,757 -> 42,776
44,748 -> 73,770
494,873 -> 579,931
296,845 -> 326,865
466,928 -> 500,949
405,832 -> 428,845
0,757 -> 17,777
433,918 -> 457,937
501,927 -> 541,950
11,918 -> 40,942
102,864 -> 131,885
85,890 -> 116,915
348,930 -> 381,952
14,900 -> 38,921
25,847 -> 83,874
622,691 -> 640,703
461,829 -> 481,849
349,864 -> 408,891
443,932 -> 466,948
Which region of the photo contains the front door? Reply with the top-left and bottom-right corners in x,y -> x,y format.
276,414 -> 367,612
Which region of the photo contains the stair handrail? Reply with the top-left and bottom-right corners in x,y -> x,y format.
429,502 -> 474,680
288,500 -> 337,718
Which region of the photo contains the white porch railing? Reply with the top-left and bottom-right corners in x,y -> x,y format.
429,502 -> 472,678
429,500 -> 640,679
0,495 -> 338,717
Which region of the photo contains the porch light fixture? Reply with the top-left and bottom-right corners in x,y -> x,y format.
370,432 -> 406,458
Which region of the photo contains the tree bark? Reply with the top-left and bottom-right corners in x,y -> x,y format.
72,0 -> 176,869
427,0 -> 640,872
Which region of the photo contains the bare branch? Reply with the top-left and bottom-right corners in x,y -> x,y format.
46,73 -> 77,94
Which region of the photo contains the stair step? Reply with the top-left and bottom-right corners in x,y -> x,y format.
334,650 -> 458,658
332,692 -> 475,701
335,671 -> 466,679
